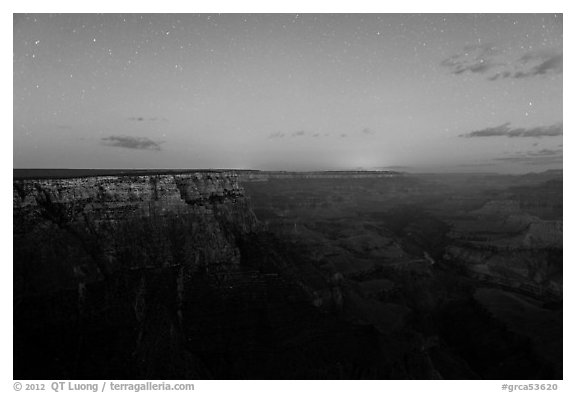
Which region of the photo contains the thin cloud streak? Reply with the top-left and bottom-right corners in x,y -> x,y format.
268,132 -> 286,139
128,116 -> 168,122
493,147 -> 562,165
268,128 -> 375,140
442,45 -> 563,81
440,43 -> 501,76
460,122 -> 562,138
101,135 -> 163,151
490,53 -> 562,81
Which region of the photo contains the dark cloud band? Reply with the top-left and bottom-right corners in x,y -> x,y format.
268,128 -> 375,139
101,135 -> 163,150
440,44 -> 501,76
128,117 -> 168,122
460,122 -> 562,138
442,46 -> 562,81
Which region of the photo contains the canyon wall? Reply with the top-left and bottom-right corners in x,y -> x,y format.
13,171 -> 562,379
14,171 -> 259,280
14,172 -> 248,221
238,170 -> 401,182
13,172 -> 266,378
14,172 -> 396,379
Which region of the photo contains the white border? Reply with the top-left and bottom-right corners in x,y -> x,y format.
4,1 -> 571,390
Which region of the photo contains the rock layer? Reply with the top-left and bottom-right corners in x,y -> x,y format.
14,172 -> 246,222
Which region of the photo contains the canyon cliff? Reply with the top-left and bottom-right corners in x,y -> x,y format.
13,170 -> 562,379
14,172 -> 263,378
14,171 -> 423,379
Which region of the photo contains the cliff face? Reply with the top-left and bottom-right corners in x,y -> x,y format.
14,172 -> 259,278
14,172 -> 248,222
15,172 -> 405,379
13,172 -> 266,378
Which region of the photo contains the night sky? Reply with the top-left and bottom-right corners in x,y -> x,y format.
13,14 -> 562,172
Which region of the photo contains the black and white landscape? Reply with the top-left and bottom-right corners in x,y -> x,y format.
13,14 -> 562,380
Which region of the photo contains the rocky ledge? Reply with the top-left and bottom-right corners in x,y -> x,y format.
14,172 -> 247,222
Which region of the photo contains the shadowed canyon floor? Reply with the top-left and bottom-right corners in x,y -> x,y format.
13,169 -> 562,379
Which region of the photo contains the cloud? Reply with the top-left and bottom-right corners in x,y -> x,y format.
456,162 -> 497,168
512,53 -> 562,79
440,44 -> 501,76
101,135 -> 163,151
268,131 -> 286,139
268,128 -> 374,140
442,46 -> 562,81
269,130 -> 307,138
487,71 -> 511,81
489,51 -> 562,80
494,156 -> 562,165
460,122 -> 562,138
529,148 -> 563,156
268,130 -> 330,139
493,147 -> 562,165
128,116 -> 168,122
